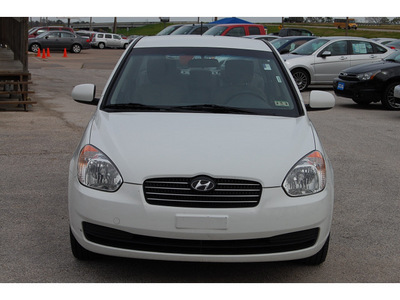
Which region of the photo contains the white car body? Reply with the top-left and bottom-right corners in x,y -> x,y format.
69,36 -> 335,263
281,36 -> 395,90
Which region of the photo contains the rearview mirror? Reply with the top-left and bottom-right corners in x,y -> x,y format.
307,90 -> 335,110
71,84 -> 99,105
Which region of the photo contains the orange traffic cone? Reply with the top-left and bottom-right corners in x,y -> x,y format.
47,48 -> 51,57
36,48 -> 41,57
42,48 -> 47,59
63,48 -> 68,58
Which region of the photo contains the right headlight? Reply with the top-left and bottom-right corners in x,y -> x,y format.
356,70 -> 380,81
77,145 -> 123,192
282,151 -> 326,197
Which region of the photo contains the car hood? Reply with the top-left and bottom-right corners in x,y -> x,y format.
88,112 -> 316,187
341,60 -> 400,73
280,53 -> 306,61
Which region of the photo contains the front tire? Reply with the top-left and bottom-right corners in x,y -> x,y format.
98,42 -> 105,49
381,82 -> 400,110
30,43 -> 40,53
70,228 -> 95,260
291,68 -> 310,92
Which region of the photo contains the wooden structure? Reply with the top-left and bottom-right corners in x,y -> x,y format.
0,17 -> 36,110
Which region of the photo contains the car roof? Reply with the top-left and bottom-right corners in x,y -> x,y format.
134,35 -> 272,52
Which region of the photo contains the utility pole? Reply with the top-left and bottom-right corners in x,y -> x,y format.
113,17 -> 117,33
345,17 -> 349,36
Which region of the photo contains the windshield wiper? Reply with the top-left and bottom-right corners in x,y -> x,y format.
174,104 -> 257,114
103,103 -> 168,112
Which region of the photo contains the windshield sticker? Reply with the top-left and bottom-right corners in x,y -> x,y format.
276,76 -> 282,83
274,101 -> 290,107
263,64 -> 272,70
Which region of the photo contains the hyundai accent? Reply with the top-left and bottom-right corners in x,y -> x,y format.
69,35 -> 335,264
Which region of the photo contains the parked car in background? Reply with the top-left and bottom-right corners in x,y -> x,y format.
385,40 -> 400,50
281,36 -> 395,91
156,24 -> 183,35
69,35 -> 335,265
333,51 -> 400,110
203,24 -> 266,37
28,30 -> 90,53
90,33 -> 129,49
277,28 -> 314,37
170,24 -> 214,35
28,26 -> 74,38
75,30 -> 96,43
270,36 -> 316,54
371,38 -> 398,45
245,35 -> 280,41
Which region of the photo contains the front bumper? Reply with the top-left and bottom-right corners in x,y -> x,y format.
333,78 -> 382,102
68,174 -> 334,262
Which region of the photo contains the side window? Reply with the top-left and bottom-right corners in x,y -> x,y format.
97,34 -> 104,38
323,41 -> 348,56
61,32 -> 73,38
351,41 -> 374,54
225,27 -> 246,37
113,35 -> 121,40
191,27 -> 203,35
248,26 -> 261,35
48,32 -> 60,39
37,29 -> 47,35
105,34 -> 112,39
374,44 -> 388,54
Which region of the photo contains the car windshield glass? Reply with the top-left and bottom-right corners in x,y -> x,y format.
156,25 -> 182,36
103,47 -> 301,117
271,38 -> 291,48
203,26 -> 228,36
291,39 -> 329,55
170,26 -> 195,35
384,51 -> 400,62
37,32 -> 49,38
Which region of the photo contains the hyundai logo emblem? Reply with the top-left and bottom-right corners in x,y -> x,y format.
190,176 -> 216,192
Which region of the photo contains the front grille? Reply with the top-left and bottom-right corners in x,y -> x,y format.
338,72 -> 359,81
143,177 -> 262,208
83,222 -> 319,255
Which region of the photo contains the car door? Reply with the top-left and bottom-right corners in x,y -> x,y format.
104,34 -> 113,47
349,40 -> 388,67
59,32 -> 75,50
42,32 -> 61,50
313,40 -> 351,83
112,35 -> 122,47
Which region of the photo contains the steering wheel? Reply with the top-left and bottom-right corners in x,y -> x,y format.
225,91 -> 270,108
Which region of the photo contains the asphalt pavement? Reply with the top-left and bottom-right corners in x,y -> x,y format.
1,48 -> 400,284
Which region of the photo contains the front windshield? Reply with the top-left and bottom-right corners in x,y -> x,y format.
202,26 -> 228,36
384,51 -> 400,62
291,39 -> 329,55
103,47 -> 301,117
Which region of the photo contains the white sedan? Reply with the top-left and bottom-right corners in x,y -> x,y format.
69,35 -> 335,264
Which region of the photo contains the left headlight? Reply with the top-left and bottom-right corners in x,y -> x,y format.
77,145 -> 123,192
356,70 -> 380,81
282,151 -> 326,197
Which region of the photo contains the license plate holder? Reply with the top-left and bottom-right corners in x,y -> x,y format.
337,82 -> 345,90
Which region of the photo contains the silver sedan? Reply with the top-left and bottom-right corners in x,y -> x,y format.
281,36 -> 395,91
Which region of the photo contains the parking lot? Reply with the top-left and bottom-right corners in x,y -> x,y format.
1,48 -> 400,283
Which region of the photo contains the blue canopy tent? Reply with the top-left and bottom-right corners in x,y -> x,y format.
209,17 -> 253,24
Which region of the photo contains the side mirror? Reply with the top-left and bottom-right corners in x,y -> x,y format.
320,50 -> 331,57
280,49 -> 290,55
71,84 -> 99,105
307,90 -> 335,110
394,85 -> 400,99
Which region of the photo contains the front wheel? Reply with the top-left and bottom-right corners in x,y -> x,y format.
71,44 -> 82,54
30,43 -> 40,53
381,82 -> 400,110
70,228 -> 95,260
302,235 -> 330,265
291,69 -> 309,92
98,42 -> 105,49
